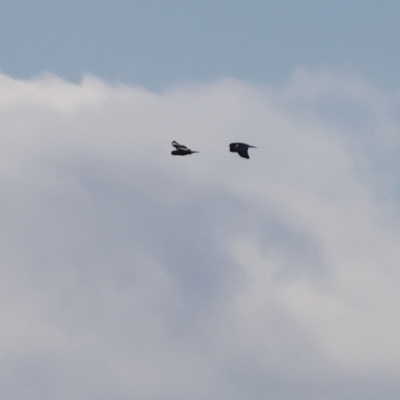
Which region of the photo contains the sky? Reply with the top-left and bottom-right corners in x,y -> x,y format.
1,1 -> 400,399
1,0 -> 400,90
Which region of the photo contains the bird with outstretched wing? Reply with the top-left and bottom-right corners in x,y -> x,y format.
171,141 -> 199,156
229,142 -> 257,159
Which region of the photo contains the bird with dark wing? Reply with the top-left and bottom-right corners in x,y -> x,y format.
229,142 -> 257,159
171,141 -> 199,156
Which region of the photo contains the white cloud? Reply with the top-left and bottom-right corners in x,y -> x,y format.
0,70 -> 399,399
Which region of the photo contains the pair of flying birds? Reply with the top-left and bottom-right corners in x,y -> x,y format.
171,141 -> 257,159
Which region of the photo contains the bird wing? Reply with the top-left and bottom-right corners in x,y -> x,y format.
237,145 -> 250,159
172,141 -> 188,150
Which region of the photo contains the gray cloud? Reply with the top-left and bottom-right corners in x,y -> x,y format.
0,71 -> 399,399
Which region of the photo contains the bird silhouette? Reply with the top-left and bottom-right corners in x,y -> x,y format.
171,141 -> 199,156
229,142 -> 257,159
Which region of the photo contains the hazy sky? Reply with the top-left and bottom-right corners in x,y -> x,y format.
1,1 -> 400,90
1,2 -> 400,400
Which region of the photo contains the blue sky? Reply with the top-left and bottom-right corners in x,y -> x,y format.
1,0 -> 400,90
1,2 -> 400,400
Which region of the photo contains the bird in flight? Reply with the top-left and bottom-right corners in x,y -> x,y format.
171,141 -> 199,156
229,142 -> 257,159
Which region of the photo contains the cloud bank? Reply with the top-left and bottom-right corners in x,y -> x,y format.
0,70 -> 400,399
